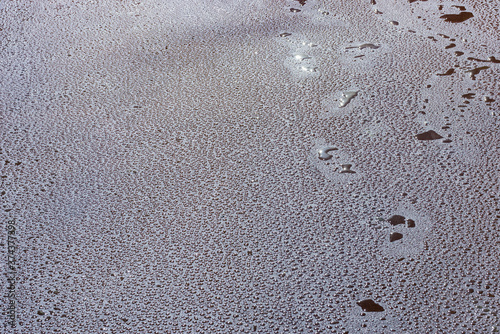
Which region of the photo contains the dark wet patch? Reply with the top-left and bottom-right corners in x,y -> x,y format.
437,68 -> 455,76
370,0 -> 376,4
465,66 -> 490,80
440,12 -> 474,23
416,130 -> 443,140
462,93 -> 476,99
295,0 -> 307,5
467,56 -> 500,63
454,51 -> 464,56
390,232 -> 403,242
445,43 -> 456,49
407,219 -> 416,228
452,5 -> 467,11
388,215 -> 405,226
357,299 -> 385,312
279,32 -> 292,37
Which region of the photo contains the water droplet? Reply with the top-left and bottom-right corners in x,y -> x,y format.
390,232 -> 403,242
301,65 -> 317,72
467,56 -> 500,63
279,32 -> 292,37
388,215 -> 405,226
290,8 -> 301,13
437,68 -> 455,76
452,5 -> 467,11
346,44 -> 380,50
389,20 -> 399,25
339,91 -> 358,107
340,164 -> 355,173
318,147 -> 338,160
465,66 -> 490,80
294,54 -> 311,61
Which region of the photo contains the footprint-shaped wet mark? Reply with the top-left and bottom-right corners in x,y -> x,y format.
387,215 -> 417,242
317,147 -> 357,174
313,142 -> 361,180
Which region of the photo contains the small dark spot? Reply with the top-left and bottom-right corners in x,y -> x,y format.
290,8 -> 301,13
407,219 -> 416,228
445,43 -> 456,49
454,51 -> 464,56
279,32 -> 292,37
37,310 -> 45,316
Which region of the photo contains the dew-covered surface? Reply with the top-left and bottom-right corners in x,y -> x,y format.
1,0 -> 499,332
